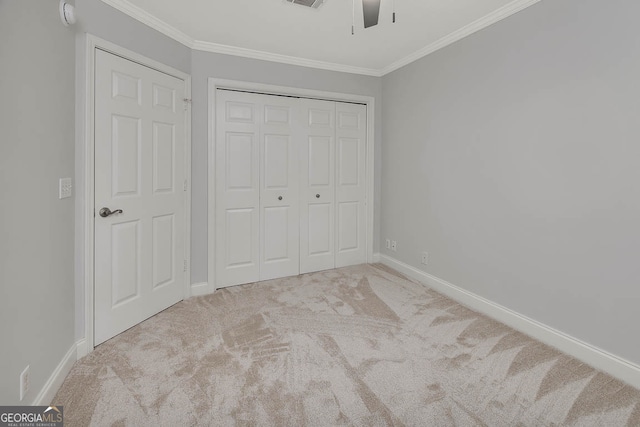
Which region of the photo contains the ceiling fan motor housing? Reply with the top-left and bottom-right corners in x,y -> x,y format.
285,0 -> 326,9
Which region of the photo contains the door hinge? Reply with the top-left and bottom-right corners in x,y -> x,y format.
183,98 -> 192,111
183,180 -> 188,191
183,260 -> 188,272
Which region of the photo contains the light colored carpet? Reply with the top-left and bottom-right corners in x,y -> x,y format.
54,264 -> 640,426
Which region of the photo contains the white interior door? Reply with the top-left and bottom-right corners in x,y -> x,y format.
94,49 -> 186,345
260,95 -> 300,281
335,102 -> 367,267
299,99 -> 336,274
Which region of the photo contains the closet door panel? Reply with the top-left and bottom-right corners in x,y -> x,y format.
335,102 -> 367,267
308,203 -> 332,255
299,99 -> 336,274
260,96 -> 299,281
215,90 -> 261,287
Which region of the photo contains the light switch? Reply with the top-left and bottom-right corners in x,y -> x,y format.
59,178 -> 72,199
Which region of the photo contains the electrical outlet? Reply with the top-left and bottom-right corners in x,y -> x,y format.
421,252 -> 429,265
20,365 -> 30,401
385,239 -> 391,249
391,240 -> 397,252
59,177 -> 72,199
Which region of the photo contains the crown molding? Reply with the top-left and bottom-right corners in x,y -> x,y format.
100,0 -> 540,78
380,0 -> 542,75
191,40 -> 382,77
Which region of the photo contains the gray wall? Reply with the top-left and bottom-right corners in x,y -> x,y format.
190,50 -> 383,284
381,0 -> 640,365
73,0 -> 192,339
0,1 -> 76,404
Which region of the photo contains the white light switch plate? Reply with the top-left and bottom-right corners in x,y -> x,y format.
59,178 -> 72,199
20,365 -> 30,401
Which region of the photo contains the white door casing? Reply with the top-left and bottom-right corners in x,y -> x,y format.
335,102 -> 367,268
94,49 -> 186,345
299,99 -> 336,274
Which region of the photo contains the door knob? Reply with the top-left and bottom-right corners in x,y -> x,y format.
316,194 -> 320,199
99,207 -> 123,218
278,196 -> 283,201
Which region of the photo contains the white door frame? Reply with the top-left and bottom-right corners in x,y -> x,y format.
83,35 -> 192,352
208,78 -> 375,294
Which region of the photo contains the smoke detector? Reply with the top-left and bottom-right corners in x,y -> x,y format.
285,0 -> 326,9
59,1 -> 77,26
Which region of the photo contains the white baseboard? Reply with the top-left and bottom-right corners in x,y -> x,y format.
379,254 -> 640,390
76,338 -> 88,359
372,252 -> 381,263
190,282 -> 211,297
32,342 -> 77,405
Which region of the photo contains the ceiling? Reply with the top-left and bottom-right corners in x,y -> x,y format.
101,0 -> 540,76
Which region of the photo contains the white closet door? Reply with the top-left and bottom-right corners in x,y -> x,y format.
215,90 -> 261,287
299,99 -> 336,274
335,102 -> 367,267
94,50 -> 186,345
216,90 -> 299,286
260,95 -> 299,281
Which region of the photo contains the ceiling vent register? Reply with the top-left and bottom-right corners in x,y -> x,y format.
285,0 -> 326,9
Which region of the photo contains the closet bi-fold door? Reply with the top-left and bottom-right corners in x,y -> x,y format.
335,102 -> 367,267
299,99 -> 336,274
259,95 -> 300,281
215,90 -> 299,287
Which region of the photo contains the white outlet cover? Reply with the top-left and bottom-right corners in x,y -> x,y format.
59,177 -> 72,199
385,239 -> 391,249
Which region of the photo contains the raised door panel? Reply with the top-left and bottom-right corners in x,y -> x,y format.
112,71 -> 141,104
111,220 -> 141,306
226,101 -> 254,123
338,138 -> 360,187
152,214 -> 174,289
152,122 -> 175,194
226,208 -> 256,267
111,115 -> 141,198
308,203 -> 332,255
263,134 -> 289,190
262,205 -> 295,278
308,136 -> 332,187
152,84 -> 176,112
264,105 -> 290,125
226,133 -> 256,191
337,202 -> 359,253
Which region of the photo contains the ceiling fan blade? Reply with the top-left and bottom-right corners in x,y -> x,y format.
362,0 -> 380,28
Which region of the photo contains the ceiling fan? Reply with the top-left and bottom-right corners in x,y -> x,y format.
362,0 -> 381,28
358,0 -> 396,33
285,0 -> 395,33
